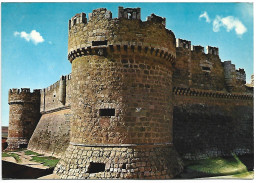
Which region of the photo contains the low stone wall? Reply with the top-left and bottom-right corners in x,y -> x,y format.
28,109 -> 71,158
54,144 -> 183,179
172,91 -> 253,160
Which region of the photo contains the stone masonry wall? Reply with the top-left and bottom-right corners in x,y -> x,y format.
172,88 -> 253,160
174,40 -> 226,91
7,89 -> 41,150
55,144 -> 182,179
28,109 -> 71,158
55,7 -> 183,179
40,74 -> 72,113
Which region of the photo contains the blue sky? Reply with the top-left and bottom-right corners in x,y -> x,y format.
1,2 -> 254,126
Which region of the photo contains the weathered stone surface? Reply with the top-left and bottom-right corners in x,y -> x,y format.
172,92 -> 254,160
7,5 -> 254,179
7,89 -> 41,150
54,144 -> 183,179
28,109 -> 71,158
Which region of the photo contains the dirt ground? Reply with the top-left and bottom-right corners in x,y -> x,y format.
2,151 -> 49,169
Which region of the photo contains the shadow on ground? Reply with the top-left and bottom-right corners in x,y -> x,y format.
2,160 -> 54,179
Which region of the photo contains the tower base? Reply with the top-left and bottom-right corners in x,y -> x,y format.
54,144 -> 183,179
6,137 -> 28,150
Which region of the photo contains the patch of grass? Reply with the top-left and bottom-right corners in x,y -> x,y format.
231,171 -> 254,178
2,152 -> 11,157
2,152 -> 21,163
185,154 -> 248,177
24,150 -> 42,156
30,156 -> 60,168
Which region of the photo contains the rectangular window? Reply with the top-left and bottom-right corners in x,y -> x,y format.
99,109 -> 115,116
202,66 -> 211,71
92,40 -> 108,46
87,162 -> 105,173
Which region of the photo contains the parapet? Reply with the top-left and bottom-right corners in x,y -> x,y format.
69,13 -> 87,30
191,45 -> 204,53
8,88 -> 40,104
176,38 -> 191,49
147,13 -> 166,26
118,6 -> 141,20
206,46 -> 219,56
9,88 -> 40,94
236,68 -> 246,83
89,8 -> 112,21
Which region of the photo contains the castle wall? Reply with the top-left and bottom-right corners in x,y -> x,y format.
40,74 -> 72,113
28,74 -> 72,157
28,109 -> 71,158
172,88 -> 253,160
174,40 -> 226,91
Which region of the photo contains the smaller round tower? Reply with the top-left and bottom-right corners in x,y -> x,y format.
6,88 -> 41,150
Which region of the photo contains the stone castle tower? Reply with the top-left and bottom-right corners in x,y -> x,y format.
6,88 -> 41,150
54,7 -> 183,179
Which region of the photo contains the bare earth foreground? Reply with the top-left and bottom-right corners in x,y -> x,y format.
2,149 -> 253,179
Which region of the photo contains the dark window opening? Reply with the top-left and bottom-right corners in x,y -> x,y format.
19,144 -> 28,149
202,66 -> 211,71
87,162 -> 105,173
99,109 -> 115,116
122,163 -> 126,169
92,40 -> 108,46
53,94 -> 56,97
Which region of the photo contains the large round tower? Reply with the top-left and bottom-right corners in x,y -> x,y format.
54,7 -> 183,179
7,88 -> 41,150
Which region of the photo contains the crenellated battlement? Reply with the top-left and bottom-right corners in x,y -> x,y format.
236,68 -> 246,83
9,88 -> 40,95
8,88 -> 41,104
41,73 -> 71,93
191,45 -> 204,53
68,7 -> 176,62
69,13 -> 87,30
176,38 -> 191,49
147,13 -> 166,26
206,46 -> 219,56
89,8 -> 112,21
118,6 -> 140,20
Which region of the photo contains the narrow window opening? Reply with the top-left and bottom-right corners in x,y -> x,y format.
122,163 -> 126,169
87,162 -> 105,173
202,66 -> 211,71
99,109 -> 115,117
92,40 -> 108,46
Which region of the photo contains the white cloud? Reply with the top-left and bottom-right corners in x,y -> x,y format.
213,15 -> 247,36
14,30 -> 44,45
199,11 -> 211,23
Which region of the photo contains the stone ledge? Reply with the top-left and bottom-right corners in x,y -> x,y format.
68,44 -> 175,63
173,87 -> 253,100
70,142 -> 173,147
40,105 -> 71,114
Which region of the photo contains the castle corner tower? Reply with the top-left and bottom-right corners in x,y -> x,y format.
54,7 -> 183,179
6,88 -> 41,150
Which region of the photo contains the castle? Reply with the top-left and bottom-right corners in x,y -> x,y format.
6,7 -> 253,179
